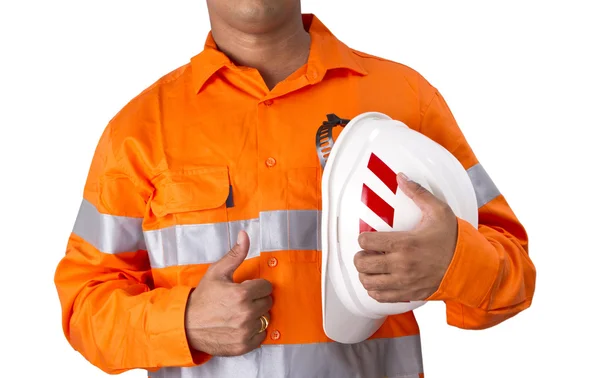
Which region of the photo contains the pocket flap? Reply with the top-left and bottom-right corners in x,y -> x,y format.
150,166 -> 230,217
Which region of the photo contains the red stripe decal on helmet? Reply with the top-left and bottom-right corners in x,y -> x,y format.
359,219 -> 376,233
361,184 -> 394,228
367,153 -> 398,194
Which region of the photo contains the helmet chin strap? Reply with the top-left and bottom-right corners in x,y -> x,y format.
316,114 -> 351,170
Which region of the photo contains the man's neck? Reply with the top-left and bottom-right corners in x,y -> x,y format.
209,16 -> 311,90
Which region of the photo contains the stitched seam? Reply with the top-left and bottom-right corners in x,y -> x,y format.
418,91 -> 438,133
476,246 -> 502,309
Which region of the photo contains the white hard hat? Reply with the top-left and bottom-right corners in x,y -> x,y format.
318,112 -> 479,344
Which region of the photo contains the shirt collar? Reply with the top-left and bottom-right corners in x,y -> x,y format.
191,14 -> 367,93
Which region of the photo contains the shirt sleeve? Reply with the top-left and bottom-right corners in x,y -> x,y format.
53,119 -> 210,373
417,87 -> 536,329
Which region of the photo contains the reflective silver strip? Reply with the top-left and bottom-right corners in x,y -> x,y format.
143,210 -> 321,268
467,163 -> 500,208
148,336 -> 422,378
260,210 -> 321,251
72,199 -> 146,253
76,162 -> 497,264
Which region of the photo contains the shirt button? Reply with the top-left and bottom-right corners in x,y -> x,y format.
270,330 -> 281,340
268,257 -> 278,267
264,100 -> 274,106
265,157 -> 276,167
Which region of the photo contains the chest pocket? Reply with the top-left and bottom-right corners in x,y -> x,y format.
150,166 -> 230,221
146,166 -> 233,270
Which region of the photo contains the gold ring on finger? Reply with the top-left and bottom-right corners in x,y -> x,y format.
259,315 -> 269,333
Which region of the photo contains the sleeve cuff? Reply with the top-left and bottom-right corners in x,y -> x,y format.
148,285 -> 212,367
426,217 -> 500,308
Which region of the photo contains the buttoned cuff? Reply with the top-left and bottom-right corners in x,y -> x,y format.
426,217 -> 499,308
148,285 -> 212,368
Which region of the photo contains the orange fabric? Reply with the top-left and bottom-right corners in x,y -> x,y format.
54,13 -> 535,374
419,91 -> 535,328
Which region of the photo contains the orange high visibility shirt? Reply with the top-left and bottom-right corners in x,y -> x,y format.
54,14 -> 535,378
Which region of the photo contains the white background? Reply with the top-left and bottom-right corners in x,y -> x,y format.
1,0 -> 598,377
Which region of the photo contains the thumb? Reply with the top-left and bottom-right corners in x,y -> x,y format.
207,230 -> 250,281
396,172 -> 439,213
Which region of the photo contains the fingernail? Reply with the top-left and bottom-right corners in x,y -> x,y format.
237,231 -> 244,245
398,172 -> 409,181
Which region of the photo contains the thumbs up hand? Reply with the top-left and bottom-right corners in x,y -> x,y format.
185,231 -> 273,356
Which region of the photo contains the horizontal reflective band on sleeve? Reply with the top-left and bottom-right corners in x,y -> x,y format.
149,335 -> 422,378
467,163 -> 501,208
72,199 -> 146,254
143,210 -> 321,268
